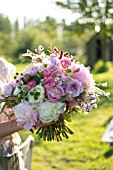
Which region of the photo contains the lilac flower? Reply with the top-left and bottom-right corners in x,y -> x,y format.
23,65 -> 39,75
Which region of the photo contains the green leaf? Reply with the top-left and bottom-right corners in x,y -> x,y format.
29,91 -> 34,95
0,104 -> 6,114
33,75 -> 40,83
23,85 -> 29,92
4,111 -> 11,119
0,99 -> 4,104
65,115 -> 72,122
34,92 -> 40,100
10,113 -> 14,118
65,69 -> 72,73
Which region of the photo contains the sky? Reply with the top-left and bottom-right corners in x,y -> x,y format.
0,0 -> 77,27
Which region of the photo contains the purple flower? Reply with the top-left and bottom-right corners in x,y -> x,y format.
67,79 -> 84,97
48,57 -> 62,76
45,84 -> 67,101
23,65 -> 39,75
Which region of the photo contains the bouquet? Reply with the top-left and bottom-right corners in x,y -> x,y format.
0,45 -> 110,141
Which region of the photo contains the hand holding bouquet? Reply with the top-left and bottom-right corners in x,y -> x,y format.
0,45 -> 110,141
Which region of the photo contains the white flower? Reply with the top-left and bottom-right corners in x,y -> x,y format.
28,84 -> 45,104
37,101 -> 66,123
13,86 -> 21,96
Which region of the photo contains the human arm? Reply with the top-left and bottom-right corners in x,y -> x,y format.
0,118 -> 52,139
0,119 -> 23,139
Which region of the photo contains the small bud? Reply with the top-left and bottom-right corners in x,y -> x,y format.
23,74 -> 32,83
64,52 -> 69,56
59,50 -> 64,59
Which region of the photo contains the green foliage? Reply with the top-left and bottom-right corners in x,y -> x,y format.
0,14 -> 11,33
93,60 -> 109,73
94,62 -> 113,90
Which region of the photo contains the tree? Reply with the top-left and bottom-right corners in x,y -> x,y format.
0,14 -> 11,33
56,0 -> 113,61
38,16 -> 58,38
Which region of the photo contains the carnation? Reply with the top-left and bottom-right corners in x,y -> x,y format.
27,80 -> 37,90
37,101 -> 66,123
44,84 -> 67,101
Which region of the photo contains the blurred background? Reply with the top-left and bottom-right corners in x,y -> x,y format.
0,0 -> 113,169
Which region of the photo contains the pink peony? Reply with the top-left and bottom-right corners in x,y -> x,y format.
13,101 -> 38,130
70,63 -> 95,88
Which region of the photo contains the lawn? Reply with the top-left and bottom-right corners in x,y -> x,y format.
16,62 -> 113,170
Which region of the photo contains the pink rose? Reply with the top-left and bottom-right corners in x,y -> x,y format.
60,58 -> 71,68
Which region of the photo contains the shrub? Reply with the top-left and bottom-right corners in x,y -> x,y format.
93,60 -> 109,73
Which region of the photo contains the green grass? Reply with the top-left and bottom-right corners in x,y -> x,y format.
16,62 -> 113,170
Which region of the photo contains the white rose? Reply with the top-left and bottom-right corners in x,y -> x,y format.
28,84 -> 45,104
37,101 -> 66,123
13,86 -> 21,96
